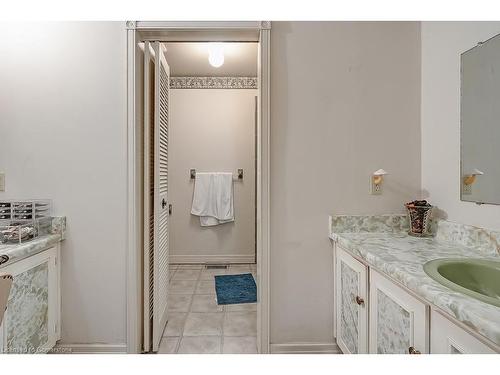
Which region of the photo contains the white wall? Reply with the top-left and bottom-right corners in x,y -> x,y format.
270,22 -> 421,345
421,22 -> 500,230
0,22 -> 127,346
169,89 -> 257,263
0,21 -> 425,350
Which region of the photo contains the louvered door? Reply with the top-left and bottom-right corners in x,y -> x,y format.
143,41 -> 170,353
152,41 -> 170,352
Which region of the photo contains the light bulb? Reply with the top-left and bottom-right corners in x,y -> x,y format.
208,43 -> 224,68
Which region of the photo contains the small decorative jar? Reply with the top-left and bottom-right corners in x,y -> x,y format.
405,200 -> 433,237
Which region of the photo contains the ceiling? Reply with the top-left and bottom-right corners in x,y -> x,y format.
164,42 -> 258,77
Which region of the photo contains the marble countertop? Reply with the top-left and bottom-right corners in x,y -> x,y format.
0,217 -> 65,269
329,215 -> 500,347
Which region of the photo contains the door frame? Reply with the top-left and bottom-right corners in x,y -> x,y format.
125,21 -> 271,354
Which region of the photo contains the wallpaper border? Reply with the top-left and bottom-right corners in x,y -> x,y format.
170,76 -> 258,89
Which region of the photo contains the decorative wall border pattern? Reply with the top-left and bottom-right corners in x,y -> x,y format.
170,76 -> 258,89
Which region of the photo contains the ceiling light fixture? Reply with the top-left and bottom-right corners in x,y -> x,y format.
208,43 -> 224,68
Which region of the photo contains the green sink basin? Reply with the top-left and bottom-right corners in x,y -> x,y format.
423,258 -> 500,308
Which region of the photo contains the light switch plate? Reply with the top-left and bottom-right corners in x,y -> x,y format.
462,182 -> 472,195
0,173 -> 4,192
370,176 -> 382,195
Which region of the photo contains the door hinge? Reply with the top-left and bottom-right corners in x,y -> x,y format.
168,204 -> 172,215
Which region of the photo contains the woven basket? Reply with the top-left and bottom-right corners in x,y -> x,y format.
406,204 -> 433,237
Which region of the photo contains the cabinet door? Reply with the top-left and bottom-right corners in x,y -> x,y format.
431,311 -> 497,354
0,246 -> 59,353
369,270 -> 428,354
335,246 -> 368,354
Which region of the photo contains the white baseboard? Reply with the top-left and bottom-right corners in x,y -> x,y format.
53,343 -> 127,354
270,342 -> 342,354
171,254 -> 255,264
55,342 -> 339,354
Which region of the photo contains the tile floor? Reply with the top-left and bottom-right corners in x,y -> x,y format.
158,263 -> 258,354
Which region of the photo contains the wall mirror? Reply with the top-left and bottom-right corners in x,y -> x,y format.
461,32 -> 500,205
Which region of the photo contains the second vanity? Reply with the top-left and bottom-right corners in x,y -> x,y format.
329,214 -> 500,354
0,217 -> 65,354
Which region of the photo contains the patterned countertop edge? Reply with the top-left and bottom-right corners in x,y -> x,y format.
329,214 -> 500,256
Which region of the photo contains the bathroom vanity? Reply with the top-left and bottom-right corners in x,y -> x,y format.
0,217 -> 65,353
330,215 -> 500,354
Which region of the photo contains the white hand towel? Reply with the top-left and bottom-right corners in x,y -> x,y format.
191,172 -> 234,226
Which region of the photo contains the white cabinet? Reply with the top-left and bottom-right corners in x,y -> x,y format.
0,246 -> 60,353
335,246 -> 368,354
369,270 -> 428,354
333,244 -> 499,354
431,311 -> 496,354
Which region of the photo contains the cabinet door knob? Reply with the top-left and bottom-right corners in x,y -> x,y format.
355,296 -> 365,305
408,346 -> 421,354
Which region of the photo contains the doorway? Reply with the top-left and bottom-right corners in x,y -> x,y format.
126,21 -> 271,354
162,41 -> 257,353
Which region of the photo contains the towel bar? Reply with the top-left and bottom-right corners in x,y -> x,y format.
190,169 -> 243,180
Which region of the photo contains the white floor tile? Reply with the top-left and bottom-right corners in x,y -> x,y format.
168,294 -> 193,312
223,312 -> 257,337
172,269 -> 201,281
195,279 -> 216,294
222,336 -> 258,354
177,336 -> 221,354
225,302 -> 257,312
183,312 -> 224,336
163,313 -> 187,337
158,336 -> 179,354
191,294 -> 223,313
170,279 -> 197,294
199,268 -> 227,280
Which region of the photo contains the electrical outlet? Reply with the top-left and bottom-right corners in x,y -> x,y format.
0,173 -> 4,192
462,182 -> 472,195
370,176 -> 382,195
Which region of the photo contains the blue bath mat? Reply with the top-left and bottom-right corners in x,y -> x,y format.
214,273 -> 257,305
